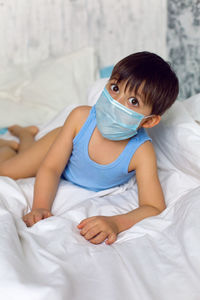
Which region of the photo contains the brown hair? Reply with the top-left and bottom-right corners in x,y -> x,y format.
110,52 -> 179,115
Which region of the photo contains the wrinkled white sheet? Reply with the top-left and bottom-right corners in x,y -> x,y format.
0,95 -> 200,299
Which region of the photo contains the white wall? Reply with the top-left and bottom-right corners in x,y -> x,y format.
0,0 -> 167,69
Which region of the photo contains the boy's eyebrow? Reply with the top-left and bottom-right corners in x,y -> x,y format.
109,77 -> 119,82
135,92 -> 145,104
127,89 -> 145,106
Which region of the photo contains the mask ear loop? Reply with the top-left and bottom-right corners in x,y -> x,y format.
138,114 -> 154,128
144,114 -> 154,119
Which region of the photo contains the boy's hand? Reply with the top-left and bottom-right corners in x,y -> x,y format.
77,216 -> 119,245
23,208 -> 53,227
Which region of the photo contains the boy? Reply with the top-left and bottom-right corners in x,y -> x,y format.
0,52 -> 179,245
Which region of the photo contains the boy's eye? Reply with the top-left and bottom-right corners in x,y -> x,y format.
110,84 -> 119,93
128,97 -> 139,106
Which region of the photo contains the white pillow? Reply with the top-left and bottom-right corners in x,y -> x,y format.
0,47 -> 98,127
0,65 -> 30,101
87,78 -> 108,106
20,47 -> 98,110
181,93 -> 200,123
0,99 -> 56,127
147,101 -> 200,180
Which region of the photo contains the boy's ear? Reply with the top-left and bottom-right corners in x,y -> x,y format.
141,115 -> 161,128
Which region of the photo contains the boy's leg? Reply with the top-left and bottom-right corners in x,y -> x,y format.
0,139 -> 19,150
8,125 -> 39,153
0,125 -> 39,163
0,138 -> 19,162
0,127 -> 61,179
0,146 -> 17,162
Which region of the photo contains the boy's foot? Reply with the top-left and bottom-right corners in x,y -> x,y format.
8,125 -> 39,138
0,139 -> 19,150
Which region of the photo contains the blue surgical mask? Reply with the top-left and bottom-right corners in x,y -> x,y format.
95,87 -> 151,141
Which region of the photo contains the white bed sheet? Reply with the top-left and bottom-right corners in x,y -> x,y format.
0,82 -> 200,299
0,171 -> 200,300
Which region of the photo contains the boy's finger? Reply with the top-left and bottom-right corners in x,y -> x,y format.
83,225 -> 100,240
34,214 -> 43,223
23,218 -> 29,227
79,220 -> 97,236
105,233 -> 117,245
24,216 -> 34,227
29,215 -> 37,227
43,211 -> 53,219
22,215 -> 28,222
90,232 -> 107,244
77,217 -> 92,229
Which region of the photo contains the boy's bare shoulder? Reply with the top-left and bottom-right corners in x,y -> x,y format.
72,105 -> 92,115
67,105 -> 92,133
71,105 -> 91,120
130,140 -> 157,171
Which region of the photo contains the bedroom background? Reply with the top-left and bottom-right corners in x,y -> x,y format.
0,0 -> 199,127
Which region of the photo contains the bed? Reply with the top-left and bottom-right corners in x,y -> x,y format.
0,48 -> 200,300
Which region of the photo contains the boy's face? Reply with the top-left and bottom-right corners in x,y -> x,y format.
106,79 -> 161,129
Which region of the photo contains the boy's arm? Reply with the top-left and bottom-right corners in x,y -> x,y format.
23,107 -> 84,226
113,140 -> 166,233
31,112 -> 76,211
78,141 -> 166,244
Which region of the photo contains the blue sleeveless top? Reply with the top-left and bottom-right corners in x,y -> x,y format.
62,106 -> 152,191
